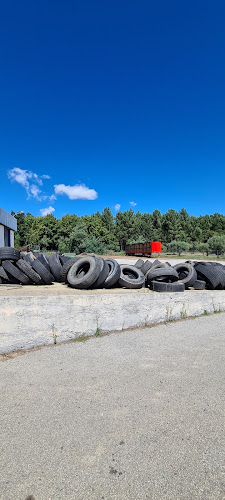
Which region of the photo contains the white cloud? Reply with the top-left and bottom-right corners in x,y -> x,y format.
40,206 -> 55,217
129,201 -> 137,207
114,204 -> 121,212
29,184 -> 42,200
54,183 -> 98,200
49,193 -> 57,202
41,175 -> 51,179
8,167 -> 51,200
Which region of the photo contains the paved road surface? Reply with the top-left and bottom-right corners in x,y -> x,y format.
1,314 -> 225,500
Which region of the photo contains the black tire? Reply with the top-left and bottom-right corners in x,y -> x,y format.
212,266 -> 225,289
0,247 -> 20,261
151,262 -> 167,270
2,260 -> 31,284
60,258 -> 80,282
22,252 -> 35,264
16,259 -> 43,285
48,253 -> 63,282
173,263 -> 197,288
178,271 -> 188,280
195,263 -> 222,290
0,265 -> 10,282
31,259 -> 54,284
59,255 -> 71,265
36,253 -> 50,270
118,265 -> 145,289
135,259 -> 144,269
151,281 -> 185,292
192,280 -> 206,290
146,267 -> 179,285
91,258 -> 109,289
102,259 -> 121,288
141,260 -> 152,275
67,257 -> 102,289
151,259 -> 162,268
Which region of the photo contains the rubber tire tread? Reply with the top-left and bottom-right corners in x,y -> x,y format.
22,252 -> 35,264
31,259 -> 54,284
118,265 -> 145,289
16,259 -> 43,285
36,253 -> 50,270
91,258 -> 110,288
195,263 -> 222,290
146,267 -> 178,284
192,280 -> 206,290
141,260 -> 152,275
48,254 -> 63,282
103,259 -> 121,288
173,263 -> 197,288
59,255 -> 71,265
135,259 -> 144,270
151,281 -> 185,292
67,257 -> 102,289
60,258 -> 81,282
0,247 -> 20,261
2,260 -> 31,284
0,265 -> 10,281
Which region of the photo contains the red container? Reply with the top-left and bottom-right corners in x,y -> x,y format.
151,241 -> 161,253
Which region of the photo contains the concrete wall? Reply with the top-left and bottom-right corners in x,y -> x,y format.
0,290 -> 225,353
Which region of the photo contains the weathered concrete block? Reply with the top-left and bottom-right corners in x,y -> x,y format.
0,289 -> 225,353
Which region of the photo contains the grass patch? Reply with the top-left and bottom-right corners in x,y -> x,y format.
72,335 -> 89,343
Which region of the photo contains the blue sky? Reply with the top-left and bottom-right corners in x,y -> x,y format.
0,0 -> 224,218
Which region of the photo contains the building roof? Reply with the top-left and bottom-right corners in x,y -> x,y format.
0,207 -> 17,231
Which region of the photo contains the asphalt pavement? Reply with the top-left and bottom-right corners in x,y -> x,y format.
1,313 -> 225,500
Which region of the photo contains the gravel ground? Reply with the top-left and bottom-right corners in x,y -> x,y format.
1,313 -> 225,500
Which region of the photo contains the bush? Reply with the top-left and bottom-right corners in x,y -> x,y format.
161,244 -> 167,253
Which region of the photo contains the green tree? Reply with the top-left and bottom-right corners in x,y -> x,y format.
152,209 -> 162,240
162,210 -> 180,243
168,240 -> 190,255
58,237 -> 70,254
197,242 -> 209,256
115,209 -> 136,250
207,235 -> 225,255
85,236 -> 106,254
69,221 -> 89,253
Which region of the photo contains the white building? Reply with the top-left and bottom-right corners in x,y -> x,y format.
0,207 -> 17,247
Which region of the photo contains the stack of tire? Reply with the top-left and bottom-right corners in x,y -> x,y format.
0,247 -> 225,292
135,259 -> 225,292
0,249 -> 121,289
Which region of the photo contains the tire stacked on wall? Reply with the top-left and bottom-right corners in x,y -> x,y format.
1,247 -> 225,292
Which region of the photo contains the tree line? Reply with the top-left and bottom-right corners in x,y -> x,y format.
12,208 -> 225,255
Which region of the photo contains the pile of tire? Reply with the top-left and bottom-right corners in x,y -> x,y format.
135,258 -> 225,292
0,249 -> 122,289
0,247 -> 225,292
